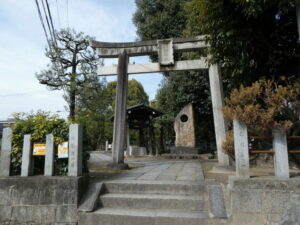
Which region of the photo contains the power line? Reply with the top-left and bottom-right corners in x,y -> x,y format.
45,0 -> 57,45
66,0 -> 69,28
34,0 -> 66,77
0,90 -> 49,97
55,0 -> 61,29
41,0 -> 55,44
34,0 -> 51,48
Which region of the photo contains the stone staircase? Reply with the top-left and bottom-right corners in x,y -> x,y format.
79,180 -> 228,225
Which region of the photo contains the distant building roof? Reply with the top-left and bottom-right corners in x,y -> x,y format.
111,103 -> 163,129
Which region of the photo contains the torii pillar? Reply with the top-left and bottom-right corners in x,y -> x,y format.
107,51 -> 130,169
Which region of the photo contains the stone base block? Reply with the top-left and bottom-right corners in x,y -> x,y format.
170,146 -> 199,154
128,146 -> 147,156
107,163 -> 129,170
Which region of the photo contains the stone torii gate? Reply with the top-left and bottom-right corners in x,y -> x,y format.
90,36 -> 230,168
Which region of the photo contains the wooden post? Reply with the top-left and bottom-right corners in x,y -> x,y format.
273,128 -> 289,178
233,120 -> 250,178
0,127 -> 12,177
109,51 -> 129,169
139,128 -> 145,147
149,120 -> 156,155
209,64 -> 230,166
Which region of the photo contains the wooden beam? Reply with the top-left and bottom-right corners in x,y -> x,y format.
97,59 -> 208,76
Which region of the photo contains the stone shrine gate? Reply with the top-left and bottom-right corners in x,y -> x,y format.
90,36 -> 230,168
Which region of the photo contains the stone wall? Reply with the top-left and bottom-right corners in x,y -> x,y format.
229,177 -> 300,225
0,176 -> 88,225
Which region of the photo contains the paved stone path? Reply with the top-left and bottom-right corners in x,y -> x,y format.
117,160 -> 204,181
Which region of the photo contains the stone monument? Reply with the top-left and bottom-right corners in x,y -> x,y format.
172,104 -> 199,154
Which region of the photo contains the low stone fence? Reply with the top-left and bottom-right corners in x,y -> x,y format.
0,176 -> 88,224
233,120 -> 291,178
228,177 -> 300,225
229,121 -> 300,224
0,124 -> 88,224
0,124 -> 83,177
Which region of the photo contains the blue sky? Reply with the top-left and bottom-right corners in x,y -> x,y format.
0,0 -> 163,119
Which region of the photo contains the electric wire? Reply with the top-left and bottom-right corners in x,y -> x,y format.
66,0 -> 69,28
34,0 -> 63,75
45,0 -> 57,45
55,0 -> 61,28
34,0 -> 51,48
41,0 -> 55,44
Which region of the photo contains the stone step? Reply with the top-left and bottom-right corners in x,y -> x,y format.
79,207 -> 228,225
99,193 -> 209,211
103,180 -> 205,195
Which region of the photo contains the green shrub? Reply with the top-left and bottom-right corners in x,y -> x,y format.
223,79 -> 300,130
10,111 -> 69,175
222,79 -> 300,156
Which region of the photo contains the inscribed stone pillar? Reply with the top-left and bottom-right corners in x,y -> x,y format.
0,127 -> 12,176
44,134 -> 54,176
21,134 -> 33,176
233,120 -> 250,178
110,51 -> 129,168
272,128 -> 289,178
209,64 -> 230,166
174,104 -> 196,147
68,124 -> 83,176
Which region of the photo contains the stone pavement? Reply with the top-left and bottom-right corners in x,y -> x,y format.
117,160 -> 204,181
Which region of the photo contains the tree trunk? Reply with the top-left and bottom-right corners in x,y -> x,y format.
149,121 -> 156,155
69,64 -> 76,121
69,88 -> 76,121
139,128 -> 145,147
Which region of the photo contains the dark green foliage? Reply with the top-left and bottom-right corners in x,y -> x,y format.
134,0 -> 299,152
154,71 -> 215,149
75,79 -> 149,150
75,76 -> 110,151
133,0 -> 187,40
134,0 -> 215,150
184,0 -> 300,86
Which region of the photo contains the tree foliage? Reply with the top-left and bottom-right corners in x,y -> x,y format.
222,78 -> 300,160
10,111 -> 69,175
36,28 -> 100,120
133,0 -> 300,151
133,0 -> 215,149
184,0 -> 299,86
223,78 -> 300,130
75,79 -> 149,150
133,0 -> 187,40
106,79 -> 149,109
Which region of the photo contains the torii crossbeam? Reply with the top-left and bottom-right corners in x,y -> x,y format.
90,36 -> 230,169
